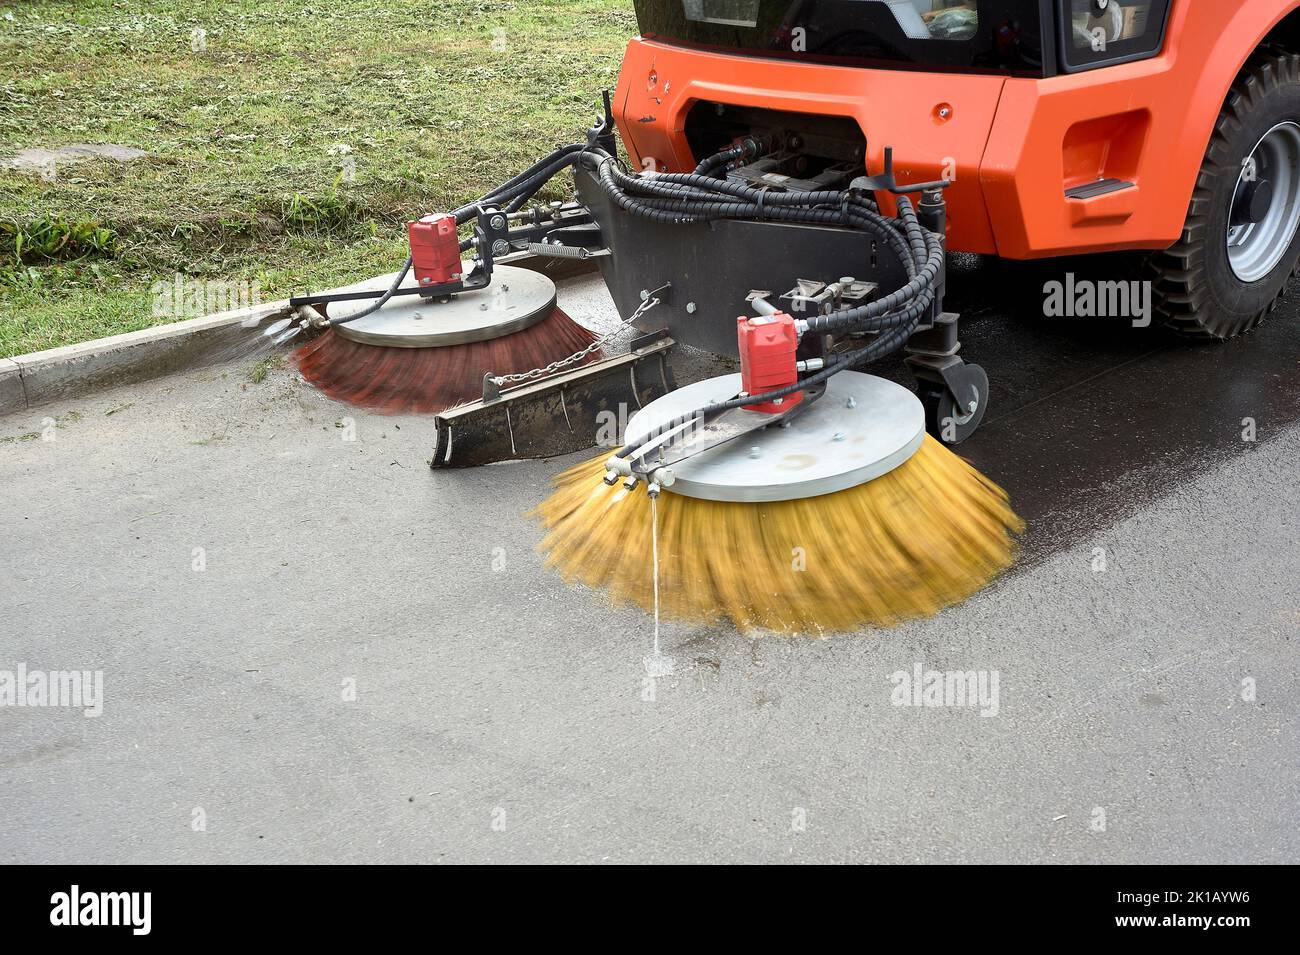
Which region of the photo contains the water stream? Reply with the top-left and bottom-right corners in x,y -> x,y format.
651,494 -> 660,658
643,494 -> 674,679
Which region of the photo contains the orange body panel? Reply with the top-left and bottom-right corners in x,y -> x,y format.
614,1 -> 1300,259
614,45 -> 1007,253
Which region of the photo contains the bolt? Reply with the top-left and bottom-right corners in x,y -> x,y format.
846,397 -> 857,409
969,400 -> 978,413
640,289 -> 650,301
492,240 -> 509,256
686,302 -> 697,314
939,106 -> 952,119
749,447 -> 761,459
833,432 -> 846,442
421,277 -> 432,285
490,215 -> 507,231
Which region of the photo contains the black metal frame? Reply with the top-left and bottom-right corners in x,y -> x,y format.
429,331 -> 678,469
574,165 -> 913,355
573,161 -> 983,434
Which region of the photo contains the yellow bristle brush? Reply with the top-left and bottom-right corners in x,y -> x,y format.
533,371 -> 1022,636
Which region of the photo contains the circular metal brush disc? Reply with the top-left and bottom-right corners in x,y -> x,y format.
624,371 -> 926,503
330,265 -> 557,348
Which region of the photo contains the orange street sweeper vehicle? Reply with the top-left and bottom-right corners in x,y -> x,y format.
615,0 -> 1300,340
279,1 -> 1300,629
290,0 -> 1300,465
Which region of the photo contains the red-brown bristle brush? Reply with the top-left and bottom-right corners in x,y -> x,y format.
292,306 -> 600,415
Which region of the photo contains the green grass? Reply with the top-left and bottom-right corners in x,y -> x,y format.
245,353 -> 281,384
0,0 -> 635,356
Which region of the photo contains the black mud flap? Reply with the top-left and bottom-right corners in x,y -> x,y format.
429,334 -> 677,468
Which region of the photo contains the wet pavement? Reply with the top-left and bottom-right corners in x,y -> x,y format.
886,253 -> 1300,562
1,261 -> 1296,864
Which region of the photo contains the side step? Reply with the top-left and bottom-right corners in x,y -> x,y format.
1065,178 -> 1135,200
430,332 -> 677,468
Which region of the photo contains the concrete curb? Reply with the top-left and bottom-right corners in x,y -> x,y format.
1,300 -> 296,415
1,357 -> 24,413
0,253 -> 600,418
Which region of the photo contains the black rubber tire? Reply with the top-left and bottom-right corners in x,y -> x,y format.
921,363 -> 988,446
1150,49 -> 1300,340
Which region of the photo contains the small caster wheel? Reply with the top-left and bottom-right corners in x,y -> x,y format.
921,362 -> 988,445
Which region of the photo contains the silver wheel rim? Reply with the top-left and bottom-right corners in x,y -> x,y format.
1227,122 -> 1300,283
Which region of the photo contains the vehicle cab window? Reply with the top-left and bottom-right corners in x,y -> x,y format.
636,0 -> 1047,76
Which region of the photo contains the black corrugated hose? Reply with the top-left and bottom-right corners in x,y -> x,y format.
332,139 -> 946,423
572,145 -> 944,446
332,144 -> 591,326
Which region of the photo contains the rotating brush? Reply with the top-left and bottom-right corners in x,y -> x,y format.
533,308 -> 1022,636
534,430 -> 1022,635
292,297 -> 598,416
288,142 -> 607,416
530,148 -> 1022,635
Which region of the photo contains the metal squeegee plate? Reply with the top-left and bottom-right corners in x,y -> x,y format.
624,371 -> 926,503
331,265 -> 557,348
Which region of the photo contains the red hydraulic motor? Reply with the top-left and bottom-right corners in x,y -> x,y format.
736,312 -> 803,414
407,214 -> 463,288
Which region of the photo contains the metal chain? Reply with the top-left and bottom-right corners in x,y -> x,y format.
489,294 -> 662,386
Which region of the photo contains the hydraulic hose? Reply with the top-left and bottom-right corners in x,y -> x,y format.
615,309 -> 928,461
692,138 -> 764,178
582,148 -> 941,342
334,144 -> 591,326
331,138 -> 946,396
327,254 -> 414,327
571,146 -> 946,444
455,143 -> 587,223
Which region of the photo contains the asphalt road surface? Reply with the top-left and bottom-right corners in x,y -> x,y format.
2,259 -> 1297,864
